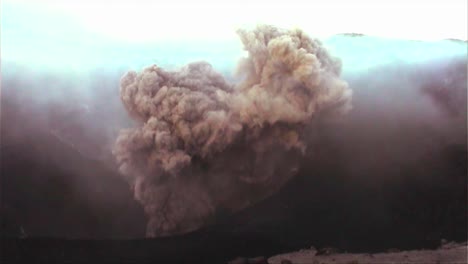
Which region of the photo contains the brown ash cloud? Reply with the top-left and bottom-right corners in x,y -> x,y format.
113,25 -> 352,237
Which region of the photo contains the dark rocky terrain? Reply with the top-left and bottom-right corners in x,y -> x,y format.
269,241 -> 467,264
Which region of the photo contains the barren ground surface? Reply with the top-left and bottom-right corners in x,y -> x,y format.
268,242 -> 467,264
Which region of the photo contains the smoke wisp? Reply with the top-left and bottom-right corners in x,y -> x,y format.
113,25 -> 352,237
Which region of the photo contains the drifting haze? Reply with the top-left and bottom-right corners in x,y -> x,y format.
1,2 -> 466,241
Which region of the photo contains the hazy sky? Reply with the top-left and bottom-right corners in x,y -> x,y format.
2,0 -> 467,73
4,0 -> 468,42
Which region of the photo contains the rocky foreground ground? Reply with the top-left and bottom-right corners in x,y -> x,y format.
266,241 -> 467,264
227,241 -> 467,264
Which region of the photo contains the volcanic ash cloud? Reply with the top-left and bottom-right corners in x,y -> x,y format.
113,25 -> 352,237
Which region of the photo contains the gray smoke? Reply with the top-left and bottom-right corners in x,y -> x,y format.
113,25 -> 352,237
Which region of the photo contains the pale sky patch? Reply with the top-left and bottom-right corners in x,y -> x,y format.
4,0 -> 467,43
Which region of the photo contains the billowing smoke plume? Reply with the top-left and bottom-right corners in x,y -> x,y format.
113,25 -> 352,237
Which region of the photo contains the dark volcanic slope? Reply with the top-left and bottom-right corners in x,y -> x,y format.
1,97 -> 146,239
